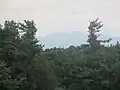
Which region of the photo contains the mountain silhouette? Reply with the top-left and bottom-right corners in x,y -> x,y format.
39,31 -> 120,48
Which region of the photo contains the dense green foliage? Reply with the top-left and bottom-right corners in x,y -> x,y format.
0,19 -> 120,90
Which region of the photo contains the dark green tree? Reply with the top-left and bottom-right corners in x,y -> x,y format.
87,18 -> 112,52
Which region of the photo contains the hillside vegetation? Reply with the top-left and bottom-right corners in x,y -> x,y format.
0,19 -> 120,90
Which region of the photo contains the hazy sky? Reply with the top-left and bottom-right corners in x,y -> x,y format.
0,0 -> 120,37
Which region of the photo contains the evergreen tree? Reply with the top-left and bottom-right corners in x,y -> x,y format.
87,18 -> 112,52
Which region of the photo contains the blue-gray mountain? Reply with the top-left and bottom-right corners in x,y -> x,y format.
39,31 -> 120,48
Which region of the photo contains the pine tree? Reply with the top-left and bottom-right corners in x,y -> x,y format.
87,18 -> 112,52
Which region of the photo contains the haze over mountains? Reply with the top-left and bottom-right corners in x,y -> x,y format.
39,31 -> 120,49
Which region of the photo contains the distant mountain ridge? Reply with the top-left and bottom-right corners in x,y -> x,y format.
39,31 -> 120,48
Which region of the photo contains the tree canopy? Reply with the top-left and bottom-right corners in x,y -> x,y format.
0,19 -> 120,90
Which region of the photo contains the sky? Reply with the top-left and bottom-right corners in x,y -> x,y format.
0,0 -> 120,37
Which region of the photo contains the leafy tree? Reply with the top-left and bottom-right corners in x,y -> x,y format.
0,20 -> 56,90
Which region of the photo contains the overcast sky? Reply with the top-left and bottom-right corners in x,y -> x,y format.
0,0 -> 120,37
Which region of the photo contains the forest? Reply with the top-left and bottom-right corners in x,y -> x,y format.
0,18 -> 120,90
